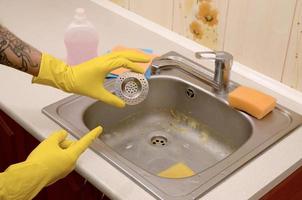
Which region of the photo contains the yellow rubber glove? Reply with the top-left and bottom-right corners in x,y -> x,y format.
0,126 -> 102,200
32,51 -> 150,108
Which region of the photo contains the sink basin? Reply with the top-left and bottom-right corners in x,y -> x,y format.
43,52 -> 302,200
84,77 -> 252,177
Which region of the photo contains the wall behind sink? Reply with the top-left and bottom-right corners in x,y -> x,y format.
109,0 -> 302,92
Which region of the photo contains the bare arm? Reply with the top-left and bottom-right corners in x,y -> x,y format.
0,25 -> 41,76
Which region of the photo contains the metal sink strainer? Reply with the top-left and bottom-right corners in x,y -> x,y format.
114,71 -> 149,105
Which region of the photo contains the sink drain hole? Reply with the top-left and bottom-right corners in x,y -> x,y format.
150,136 -> 168,147
186,88 -> 195,98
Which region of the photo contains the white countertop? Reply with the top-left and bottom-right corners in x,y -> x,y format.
1,0 -> 302,199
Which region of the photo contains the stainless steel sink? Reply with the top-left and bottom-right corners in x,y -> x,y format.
43,52 -> 302,200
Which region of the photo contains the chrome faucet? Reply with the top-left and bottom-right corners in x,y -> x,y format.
195,51 -> 233,91
150,51 -> 233,93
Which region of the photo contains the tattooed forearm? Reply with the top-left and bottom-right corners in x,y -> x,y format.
0,25 -> 41,76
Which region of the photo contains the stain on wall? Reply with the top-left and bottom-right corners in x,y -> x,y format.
189,0 -> 219,49
111,0 -> 219,50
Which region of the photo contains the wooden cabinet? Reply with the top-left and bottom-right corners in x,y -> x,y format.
0,110 -> 110,200
261,166 -> 302,200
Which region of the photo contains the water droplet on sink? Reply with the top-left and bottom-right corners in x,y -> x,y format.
183,144 -> 190,149
125,144 -> 133,150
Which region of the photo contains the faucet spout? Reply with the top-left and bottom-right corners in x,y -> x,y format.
150,51 -> 233,94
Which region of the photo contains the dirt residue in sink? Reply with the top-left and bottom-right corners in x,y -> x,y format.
169,109 -> 208,142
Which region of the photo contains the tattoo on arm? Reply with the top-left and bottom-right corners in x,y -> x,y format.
0,25 -> 41,76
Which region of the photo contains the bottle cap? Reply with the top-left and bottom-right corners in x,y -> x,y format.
74,8 -> 87,22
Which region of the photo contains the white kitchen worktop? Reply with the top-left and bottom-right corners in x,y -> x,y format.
1,0 -> 302,199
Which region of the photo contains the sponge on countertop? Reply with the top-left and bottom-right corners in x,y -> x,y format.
228,86 -> 276,119
157,162 -> 195,178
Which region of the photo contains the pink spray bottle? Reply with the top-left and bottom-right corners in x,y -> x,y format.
64,8 -> 99,66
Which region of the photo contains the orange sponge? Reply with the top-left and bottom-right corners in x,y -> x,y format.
157,162 -> 195,178
110,45 -> 157,75
228,86 -> 276,119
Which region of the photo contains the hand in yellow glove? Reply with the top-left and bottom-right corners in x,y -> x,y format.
32,51 -> 151,108
0,126 -> 102,200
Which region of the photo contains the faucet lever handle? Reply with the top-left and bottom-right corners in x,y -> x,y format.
195,51 -> 217,60
195,51 -> 233,89
195,51 -> 233,64
195,51 -> 233,71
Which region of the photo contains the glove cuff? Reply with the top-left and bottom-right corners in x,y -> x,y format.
0,161 -> 50,200
32,53 -> 75,92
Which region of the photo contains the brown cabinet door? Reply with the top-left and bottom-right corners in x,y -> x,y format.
261,166 -> 302,200
0,109 -> 35,171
